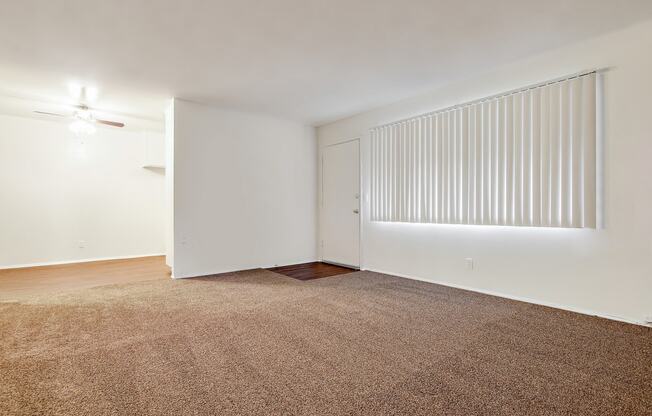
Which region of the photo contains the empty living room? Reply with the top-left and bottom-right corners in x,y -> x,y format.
1,1 -> 651,415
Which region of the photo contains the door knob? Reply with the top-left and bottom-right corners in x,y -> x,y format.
353,209 -> 359,214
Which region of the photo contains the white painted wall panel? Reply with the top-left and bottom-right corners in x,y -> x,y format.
172,100 -> 316,278
0,114 -> 165,267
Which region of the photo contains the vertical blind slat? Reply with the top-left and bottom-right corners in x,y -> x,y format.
506,95 -> 515,226
570,78 -> 582,227
531,88 -> 541,226
461,108 -> 469,224
476,104 -> 483,224
582,73 -> 597,228
521,91 -> 530,226
540,86 -> 551,227
550,83 -> 561,227
560,82 -> 571,227
482,102 -> 491,225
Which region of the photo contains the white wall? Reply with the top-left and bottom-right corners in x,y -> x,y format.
171,99 -> 317,278
317,20 -> 652,325
0,114 -> 165,268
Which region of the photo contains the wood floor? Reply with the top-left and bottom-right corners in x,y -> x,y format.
0,256 -> 170,300
267,261 -> 357,280
0,258 -> 348,300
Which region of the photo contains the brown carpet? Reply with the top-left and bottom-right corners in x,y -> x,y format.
1,270 -> 650,415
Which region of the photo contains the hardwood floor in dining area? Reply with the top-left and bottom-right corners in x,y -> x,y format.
267,261 -> 357,281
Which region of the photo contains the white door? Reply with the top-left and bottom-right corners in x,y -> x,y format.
321,139 -> 360,268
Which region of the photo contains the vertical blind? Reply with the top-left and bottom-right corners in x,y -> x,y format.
370,72 -> 597,228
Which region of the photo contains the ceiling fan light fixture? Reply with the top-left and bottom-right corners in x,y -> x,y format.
75,108 -> 94,122
69,119 -> 96,136
34,85 -> 124,131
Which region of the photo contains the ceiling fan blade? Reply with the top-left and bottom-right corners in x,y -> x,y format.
34,110 -> 69,117
96,119 -> 125,128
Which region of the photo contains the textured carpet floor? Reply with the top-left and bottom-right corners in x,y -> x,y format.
1,270 -> 650,415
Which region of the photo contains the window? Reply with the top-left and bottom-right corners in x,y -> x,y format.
369,72 -> 597,228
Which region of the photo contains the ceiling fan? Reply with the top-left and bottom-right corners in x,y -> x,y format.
33,86 -> 125,134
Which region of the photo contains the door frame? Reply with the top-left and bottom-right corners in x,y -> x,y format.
319,137 -> 362,269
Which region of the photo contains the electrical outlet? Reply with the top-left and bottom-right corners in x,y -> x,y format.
78,240 -> 86,249
465,258 -> 474,270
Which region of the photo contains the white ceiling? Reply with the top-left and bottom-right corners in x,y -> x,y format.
1,0 -> 651,126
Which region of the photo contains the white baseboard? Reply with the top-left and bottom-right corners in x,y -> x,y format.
0,253 -> 166,270
364,267 -> 648,327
